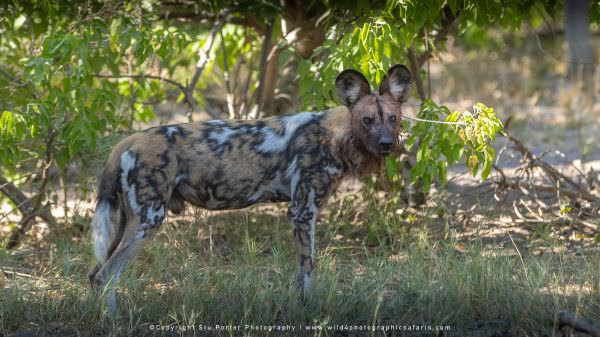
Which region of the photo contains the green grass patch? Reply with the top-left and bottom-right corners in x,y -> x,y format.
1,206 -> 599,336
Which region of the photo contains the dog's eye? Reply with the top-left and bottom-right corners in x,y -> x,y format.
389,115 -> 397,123
363,117 -> 373,125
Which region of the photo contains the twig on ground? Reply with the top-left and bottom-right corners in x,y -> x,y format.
493,132 -> 599,203
489,131 -> 599,232
507,133 -> 593,198
1,268 -> 40,280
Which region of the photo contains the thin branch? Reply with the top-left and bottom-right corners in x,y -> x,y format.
126,59 -> 135,130
425,28 -> 432,99
313,22 -> 348,83
1,268 -> 45,280
0,66 -> 27,87
6,129 -> 58,249
252,20 -> 274,119
533,2 -> 556,36
0,64 -> 39,98
0,175 -> 57,231
187,21 -> 223,97
186,7 -> 237,121
95,73 -> 186,97
402,115 -> 467,125
534,34 -> 600,65
407,47 -> 426,101
93,74 -> 215,118
219,30 -> 236,119
507,231 -> 527,277
157,11 -> 261,31
417,6 -> 460,68
0,176 -> 33,216
231,53 -> 244,116
241,29 -> 255,119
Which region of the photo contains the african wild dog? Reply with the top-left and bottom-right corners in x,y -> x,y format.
89,64 -> 412,310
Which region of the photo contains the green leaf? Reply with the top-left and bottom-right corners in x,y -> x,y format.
14,15 -> 27,30
384,156 -> 398,181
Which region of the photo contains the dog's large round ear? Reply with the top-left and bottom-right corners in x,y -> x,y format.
379,64 -> 411,103
335,69 -> 371,107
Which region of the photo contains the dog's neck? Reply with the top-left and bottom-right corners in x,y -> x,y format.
334,133 -> 382,177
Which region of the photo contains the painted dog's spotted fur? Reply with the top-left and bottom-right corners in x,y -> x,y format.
89,64 -> 412,311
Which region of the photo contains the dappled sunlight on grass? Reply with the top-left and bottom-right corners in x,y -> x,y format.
2,198 -> 600,336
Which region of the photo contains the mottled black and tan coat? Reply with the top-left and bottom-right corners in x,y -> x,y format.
90,64 -> 412,311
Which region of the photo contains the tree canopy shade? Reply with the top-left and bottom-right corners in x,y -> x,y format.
0,0 -> 584,246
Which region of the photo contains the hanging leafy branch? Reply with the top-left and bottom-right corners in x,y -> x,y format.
400,101 -> 504,192
0,2 -> 191,247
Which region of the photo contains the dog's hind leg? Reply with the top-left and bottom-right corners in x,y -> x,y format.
90,201 -> 127,291
91,147 -> 175,313
93,209 -> 163,314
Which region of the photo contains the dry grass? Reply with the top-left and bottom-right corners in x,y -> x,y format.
1,191 -> 600,337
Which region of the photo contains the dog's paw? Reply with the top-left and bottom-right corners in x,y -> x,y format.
88,265 -> 103,292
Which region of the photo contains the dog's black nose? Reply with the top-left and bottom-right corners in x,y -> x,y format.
379,141 -> 394,149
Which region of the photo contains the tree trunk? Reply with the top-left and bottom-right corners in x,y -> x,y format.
260,0 -> 327,117
564,0 -> 595,81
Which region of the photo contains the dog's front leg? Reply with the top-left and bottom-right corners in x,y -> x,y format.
288,182 -> 319,301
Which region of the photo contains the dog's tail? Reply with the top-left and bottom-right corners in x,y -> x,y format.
91,165 -> 123,265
